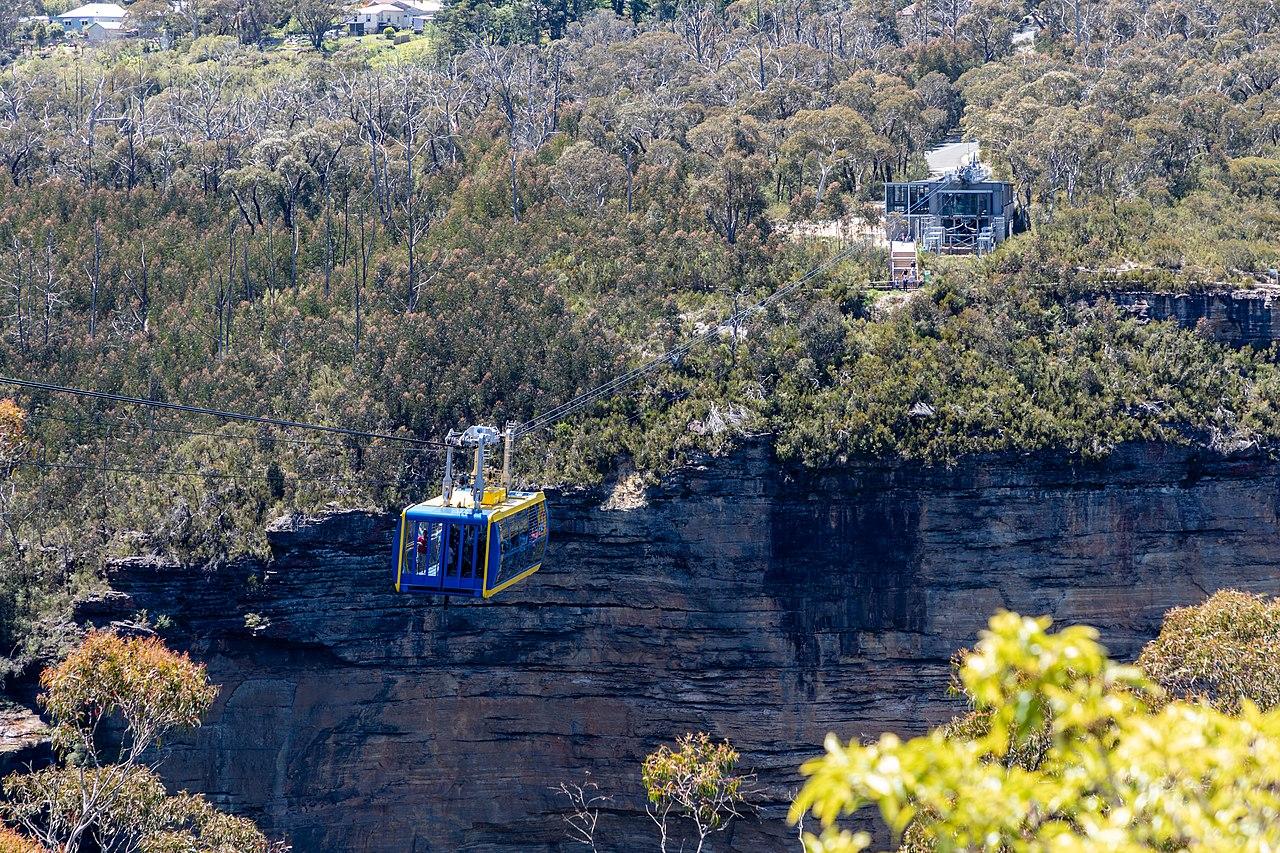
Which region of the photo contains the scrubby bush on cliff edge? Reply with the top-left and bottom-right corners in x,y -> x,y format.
1138,589 -> 1280,714
0,632 -> 284,853
791,604 -> 1280,852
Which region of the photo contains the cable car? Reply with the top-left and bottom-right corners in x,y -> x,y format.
392,425 -> 548,598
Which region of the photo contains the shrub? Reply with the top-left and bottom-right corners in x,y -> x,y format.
0,826 -> 44,853
1137,590 -> 1280,713
1,632 -> 279,852
791,611 -> 1280,852
643,733 -> 747,852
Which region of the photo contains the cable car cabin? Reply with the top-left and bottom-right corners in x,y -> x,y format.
393,487 -> 548,598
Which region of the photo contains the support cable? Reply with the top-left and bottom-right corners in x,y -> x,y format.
17,457 -> 391,489
24,409 -> 432,454
0,376 -> 447,449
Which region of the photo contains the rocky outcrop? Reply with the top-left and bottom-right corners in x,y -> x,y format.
86,442 -> 1280,851
1107,288 -> 1280,346
0,703 -> 50,778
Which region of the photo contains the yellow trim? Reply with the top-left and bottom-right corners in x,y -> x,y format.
482,516 -> 494,594
481,492 -> 547,597
483,563 -> 541,598
395,508 -> 409,592
488,491 -> 546,523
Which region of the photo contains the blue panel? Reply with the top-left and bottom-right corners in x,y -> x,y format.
395,512 -> 486,597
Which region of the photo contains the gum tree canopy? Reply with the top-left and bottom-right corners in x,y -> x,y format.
1,632 -> 282,853
791,611 -> 1280,853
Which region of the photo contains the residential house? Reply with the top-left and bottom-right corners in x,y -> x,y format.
85,19 -> 125,40
54,2 -> 127,35
348,3 -> 409,34
347,0 -> 440,34
407,0 -> 441,32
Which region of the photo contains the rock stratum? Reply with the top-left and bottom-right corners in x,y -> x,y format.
80,442 -> 1280,851
1108,287 -> 1280,346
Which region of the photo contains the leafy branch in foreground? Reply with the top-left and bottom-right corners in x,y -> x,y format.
791,610 -> 1280,852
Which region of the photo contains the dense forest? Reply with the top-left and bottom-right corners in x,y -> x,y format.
0,0 -> 1278,673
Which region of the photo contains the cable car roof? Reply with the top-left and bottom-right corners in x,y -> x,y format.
403,488 -> 542,520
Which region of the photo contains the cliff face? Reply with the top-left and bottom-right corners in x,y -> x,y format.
91,442 -> 1280,852
1108,288 -> 1280,346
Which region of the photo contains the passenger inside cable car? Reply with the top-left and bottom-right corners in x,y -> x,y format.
392,425 -> 548,599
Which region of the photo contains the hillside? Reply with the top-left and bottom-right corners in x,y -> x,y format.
0,0 -> 1278,696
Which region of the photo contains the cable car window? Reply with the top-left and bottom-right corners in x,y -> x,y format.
461,525 -> 480,578
496,504 -> 548,585
412,522 -> 442,577
444,524 -> 461,578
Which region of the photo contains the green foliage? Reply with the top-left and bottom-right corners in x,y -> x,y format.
0,826 -> 43,853
4,766 -> 278,853
0,399 -> 24,466
791,611 -> 1280,852
2,632 -> 276,853
0,0 -> 1277,674
39,631 -> 217,760
1137,590 -> 1280,714
761,278 -> 1280,466
642,733 -> 746,852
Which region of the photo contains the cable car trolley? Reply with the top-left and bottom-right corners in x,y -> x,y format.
393,424 -> 547,598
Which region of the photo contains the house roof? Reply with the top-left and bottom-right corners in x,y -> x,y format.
57,2 -> 126,18
88,19 -> 124,28
356,4 -> 404,12
925,139 -> 981,177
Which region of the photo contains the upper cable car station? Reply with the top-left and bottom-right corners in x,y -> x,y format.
884,140 -> 1017,287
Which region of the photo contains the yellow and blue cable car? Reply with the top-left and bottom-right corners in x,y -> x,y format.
392,425 -> 548,598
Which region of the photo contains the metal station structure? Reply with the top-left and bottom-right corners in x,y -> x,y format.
884,154 -> 1016,287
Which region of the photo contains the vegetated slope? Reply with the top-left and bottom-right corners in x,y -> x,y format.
0,0 -> 1278,672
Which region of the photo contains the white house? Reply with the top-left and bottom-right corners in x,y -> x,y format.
349,4 -> 411,33
408,0 -> 440,31
85,19 -> 124,41
347,0 -> 439,34
54,2 -> 126,35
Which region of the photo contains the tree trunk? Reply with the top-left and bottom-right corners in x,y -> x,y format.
625,146 -> 633,214
88,222 -> 101,339
510,152 -> 520,222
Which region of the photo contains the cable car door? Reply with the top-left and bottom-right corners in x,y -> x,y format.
439,521 -> 484,595
403,519 -> 445,592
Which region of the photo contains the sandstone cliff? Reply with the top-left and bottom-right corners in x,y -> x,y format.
1107,288 -> 1280,346
76,442 -> 1280,851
